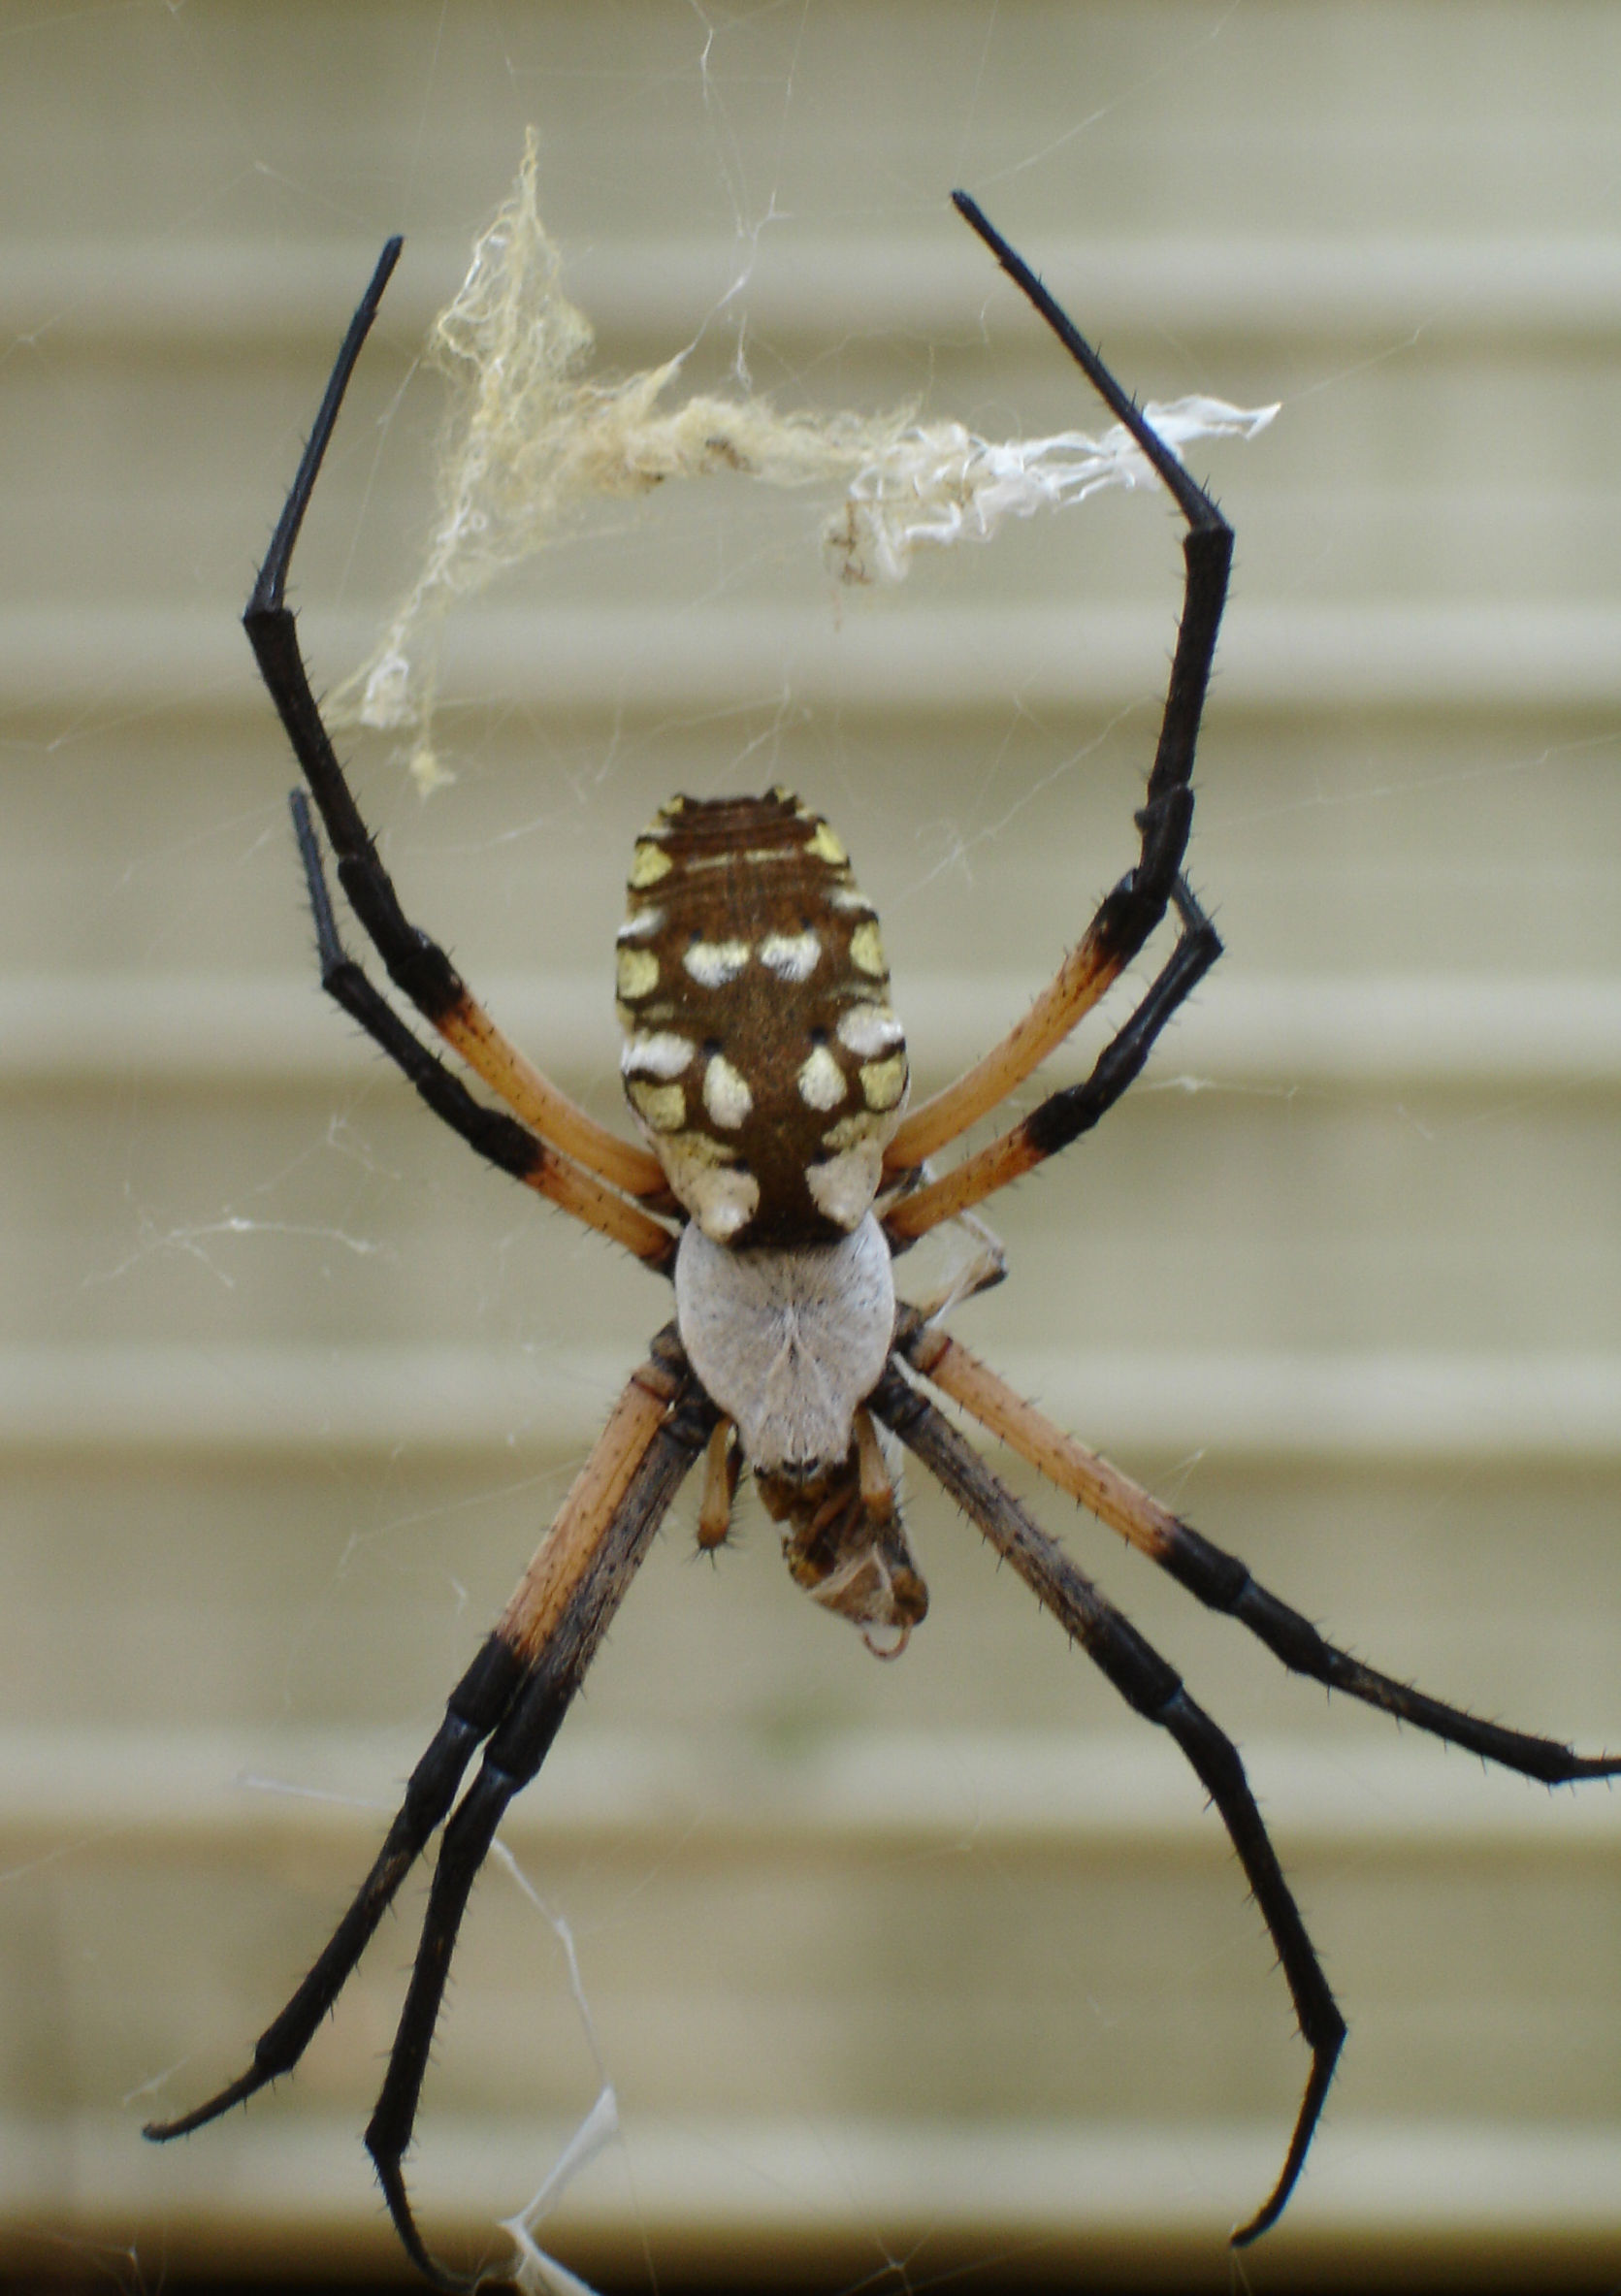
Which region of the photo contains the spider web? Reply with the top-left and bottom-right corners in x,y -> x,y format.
2,8 -> 1620,2296
331,128 -> 1275,795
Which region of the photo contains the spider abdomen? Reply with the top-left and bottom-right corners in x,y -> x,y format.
617,790 -> 908,1245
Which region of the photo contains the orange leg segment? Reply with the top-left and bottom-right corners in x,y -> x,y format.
903,1320 -> 1177,1564
435,992 -> 665,1202
497,1350 -> 684,1662
885,919 -> 1123,1175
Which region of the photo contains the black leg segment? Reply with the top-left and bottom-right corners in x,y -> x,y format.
290,791 -> 549,1186
1022,877 -> 1222,1166
366,1374 -> 719,2290
143,1630 -> 526,2141
146,1355 -> 717,2296
870,1361 -> 1345,2247
1151,1503 -> 1621,1786
954,192 -> 1234,937
243,237 -> 473,1029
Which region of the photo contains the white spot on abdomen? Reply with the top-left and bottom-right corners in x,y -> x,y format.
661,1135 -> 760,1241
760,929 -> 822,982
621,1030 -> 695,1080
805,1141 -> 886,1228
796,1044 -> 847,1111
702,1053 -> 753,1129
836,1003 -> 904,1057
683,939 -> 751,987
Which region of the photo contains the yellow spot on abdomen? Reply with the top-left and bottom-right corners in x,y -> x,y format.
627,1079 -> 687,1132
617,948 -> 660,1000
860,1052 -> 908,1111
630,842 -> 673,889
849,921 -> 887,977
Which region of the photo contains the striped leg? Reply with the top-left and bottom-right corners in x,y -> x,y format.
887,879 -> 1219,1243
898,1311 -> 1621,1784
247,238 -> 668,1225
147,1337 -> 717,2288
868,1361 -> 1342,2247
885,195 -> 1232,1185
294,793 -> 675,1268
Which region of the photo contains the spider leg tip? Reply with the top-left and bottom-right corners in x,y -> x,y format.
372,2148 -> 470,2293
1226,2152 -> 1305,2248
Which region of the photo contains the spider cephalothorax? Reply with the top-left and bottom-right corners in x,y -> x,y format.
145,195 -> 1621,2294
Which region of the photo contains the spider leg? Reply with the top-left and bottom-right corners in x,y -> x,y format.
293,792 -> 676,1269
367,1364 -> 720,2291
885,195 -> 1232,1180
868,1361 -> 1344,2247
247,238 -> 666,1208
696,1416 -> 741,1550
886,880 -> 1220,1242
899,1211 -> 1009,1323
142,1630 -> 524,2143
146,1341 -> 712,2185
898,1312 -> 1621,1786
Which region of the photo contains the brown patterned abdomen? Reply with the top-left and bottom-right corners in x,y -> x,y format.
617,790 -> 909,1246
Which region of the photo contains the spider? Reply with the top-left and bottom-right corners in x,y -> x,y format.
145,194 -> 1621,2290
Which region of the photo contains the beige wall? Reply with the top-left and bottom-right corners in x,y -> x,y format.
1,4 -> 1618,2283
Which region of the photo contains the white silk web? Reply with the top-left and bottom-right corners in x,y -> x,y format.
337,132 -> 1277,795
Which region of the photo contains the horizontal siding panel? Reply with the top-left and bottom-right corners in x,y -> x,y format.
7,2115 -> 1621,2276
5,972 -> 1621,1088
6,1727 -> 1619,2272
7,601 -> 1621,714
5,1344 -> 1619,1465
2,1729 -> 1616,1856
9,232 -> 1621,348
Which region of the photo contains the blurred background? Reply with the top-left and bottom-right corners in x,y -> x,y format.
1,3 -> 1619,2289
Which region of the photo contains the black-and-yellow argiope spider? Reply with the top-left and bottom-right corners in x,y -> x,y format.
145,194 -> 1621,2290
